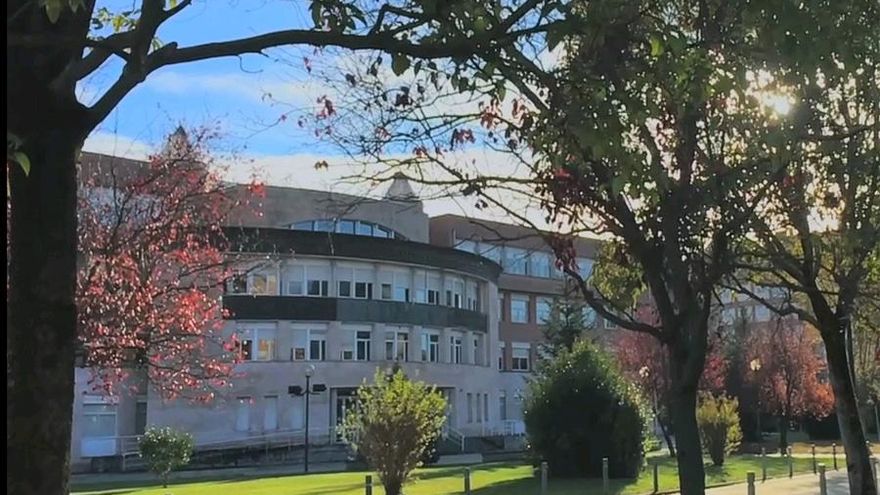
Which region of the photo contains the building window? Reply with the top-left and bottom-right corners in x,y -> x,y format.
755,305 -> 771,322
226,272 -> 248,294
356,331 -> 372,361
466,281 -> 480,311
309,333 -> 326,361
385,330 -> 409,361
529,251 -> 552,278
498,390 -> 507,421
453,279 -> 464,308
393,272 -> 410,302
82,399 -> 117,438
503,247 -> 528,275
473,336 -> 481,366
414,270 -> 428,303
510,294 -> 530,323
428,289 -> 440,305
450,335 -> 463,364
498,343 -> 506,370
421,333 -> 440,362
235,397 -> 251,431
483,394 -> 489,422
454,239 -> 478,253
381,283 -> 393,300
512,345 -> 530,371
237,327 -> 276,361
536,297 -> 553,324
466,393 -> 473,423
227,271 -> 276,295
337,219 -> 355,234
352,267 -> 374,299
479,242 -> 503,264
285,265 -> 304,295
263,396 -> 278,431
583,306 -> 597,327
476,393 -> 482,423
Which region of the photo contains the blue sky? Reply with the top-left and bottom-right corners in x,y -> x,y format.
83,1 -> 326,158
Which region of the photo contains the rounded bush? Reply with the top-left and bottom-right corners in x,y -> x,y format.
523,340 -> 648,478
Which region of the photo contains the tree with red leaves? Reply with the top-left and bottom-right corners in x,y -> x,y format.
615,328 -> 728,458
76,128 -> 258,401
744,318 -> 834,452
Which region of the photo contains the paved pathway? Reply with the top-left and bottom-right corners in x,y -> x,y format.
707,471 -> 851,495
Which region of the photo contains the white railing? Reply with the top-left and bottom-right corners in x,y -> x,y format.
442,426 -> 466,452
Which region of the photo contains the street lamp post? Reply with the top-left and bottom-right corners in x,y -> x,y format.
304,364 -> 314,473
750,358 -> 763,442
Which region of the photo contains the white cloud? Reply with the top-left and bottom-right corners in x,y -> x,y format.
83,131 -> 155,159
146,70 -> 324,108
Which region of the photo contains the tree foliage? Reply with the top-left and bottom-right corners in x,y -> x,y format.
696,394 -> 742,467
524,340 -> 648,478
76,128 -> 259,400
339,370 -> 446,495
743,318 -> 834,450
540,294 -> 590,357
138,426 -> 194,488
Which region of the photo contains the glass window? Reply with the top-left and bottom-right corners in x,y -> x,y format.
479,242 -> 503,264
498,294 -> 505,321
529,252 -> 552,278
314,219 -> 334,232
82,401 -> 117,438
227,272 -> 248,294
413,270 -> 428,303
286,265 -> 304,295
455,239 -> 478,253
503,247 -> 528,275
510,294 -> 530,323
473,336 -> 482,365
385,330 -> 409,361
374,226 -> 390,238
338,280 -> 352,297
292,221 -> 313,230
250,272 -> 277,295
483,394 -> 489,422
583,306 -> 597,327
476,393 -> 482,423
238,327 -> 276,361
421,333 -> 440,362
536,297 -> 553,324
755,305 -> 771,322
512,345 -> 530,371
356,331 -> 371,361
356,221 -> 373,236
337,220 -> 355,234
306,265 -> 329,297
467,393 -> 473,423
450,335 -> 463,364
466,280 -> 480,311
393,271 -> 410,302
498,390 -> 507,421
309,333 -> 326,361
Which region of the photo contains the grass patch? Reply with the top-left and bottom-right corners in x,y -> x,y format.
73,456 -> 835,495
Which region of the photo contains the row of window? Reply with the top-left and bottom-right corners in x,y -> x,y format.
499,293 -> 617,329
235,326 -> 486,366
227,263 -> 482,312
291,218 -> 407,240
466,392 -> 490,424
454,239 -> 593,280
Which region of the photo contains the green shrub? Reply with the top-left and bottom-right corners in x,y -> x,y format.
138,426 -> 194,487
523,340 -> 649,478
339,370 -> 447,495
697,394 -> 743,466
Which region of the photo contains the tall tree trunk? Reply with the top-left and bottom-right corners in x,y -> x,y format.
779,416 -> 788,453
667,332 -> 707,495
824,328 -> 877,495
8,5 -> 93,494
8,131 -> 82,495
669,383 -> 704,494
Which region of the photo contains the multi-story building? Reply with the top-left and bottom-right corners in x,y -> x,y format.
71,152 -> 597,470
69,151 -> 795,471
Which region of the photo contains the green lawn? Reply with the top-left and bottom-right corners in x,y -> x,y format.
73,456 -> 836,495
